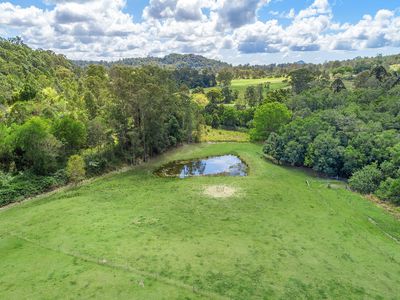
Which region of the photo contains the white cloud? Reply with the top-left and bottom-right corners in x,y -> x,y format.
0,0 -> 399,61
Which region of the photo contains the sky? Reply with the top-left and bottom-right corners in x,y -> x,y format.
1,0 -> 400,65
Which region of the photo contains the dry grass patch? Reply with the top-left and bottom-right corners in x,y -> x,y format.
204,185 -> 238,198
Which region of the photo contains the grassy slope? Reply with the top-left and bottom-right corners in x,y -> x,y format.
231,77 -> 289,100
200,126 -> 250,142
203,77 -> 289,101
1,143 -> 400,299
231,77 -> 288,91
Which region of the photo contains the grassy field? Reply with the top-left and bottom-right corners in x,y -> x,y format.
230,77 -> 289,98
200,126 -> 250,142
203,77 -> 289,101
390,64 -> 400,72
1,142 -> 400,299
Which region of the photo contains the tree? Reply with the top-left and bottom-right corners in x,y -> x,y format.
282,140 -> 304,166
245,85 -> 264,107
221,86 -> 236,104
342,146 -> 367,177
256,84 -> 264,104
371,66 -> 388,82
217,68 -> 233,86
13,117 -> 61,175
331,78 -> 346,93
245,86 -> 257,107
290,69 -> 315,94
221,106 -> 239,128
349,163 -> 382,194
305,133 -> 344,176
12,82 -> 37,102
87,117 -> 108,148
0,124 -> 12,170
206,88 -> 223,104
250,102 -> 292,141
66,155 -> 86,183
52,117 -> 87,155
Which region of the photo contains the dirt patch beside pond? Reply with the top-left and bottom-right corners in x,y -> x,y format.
204,185 -> 237,198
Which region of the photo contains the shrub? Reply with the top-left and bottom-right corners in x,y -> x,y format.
82,148 -> 116,176
349,163 -> 383,194
0,172 -> 61,207
66,155 -> 86,183
376,178 -> 400,205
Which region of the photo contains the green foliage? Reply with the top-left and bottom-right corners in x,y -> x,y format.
349,163 -> 383,194
221,86 -> 236,103
82,148 -> 115,177
11,82 -> 38,103
221,106 -> 239,128
305,133 -> 344,176
52,117 -> 87,155
217,68 -> 234,86
250,102 -> 292,141
290,69 -> 315,94
75,53 -> 230,71
0,172 -> 65,206
206,88 -> 223,104
376,178 -> 400,205
13,117 -> 61,175
66,155 -> 86,183
331,78 -> 346,93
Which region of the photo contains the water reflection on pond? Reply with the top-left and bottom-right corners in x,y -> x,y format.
156,155 -> 248,178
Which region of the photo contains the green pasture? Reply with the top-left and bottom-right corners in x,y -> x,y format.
1,143 -> 399,299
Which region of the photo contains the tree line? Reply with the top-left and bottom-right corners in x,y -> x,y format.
0,38 -> 201,206
257,66 -> 400,205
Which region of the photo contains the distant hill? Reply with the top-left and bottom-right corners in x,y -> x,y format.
73,53 -> 231,70
0,37 -> 75,105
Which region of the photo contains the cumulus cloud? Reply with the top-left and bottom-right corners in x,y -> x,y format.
0,0 -> 399,61
215,0 -> 270,30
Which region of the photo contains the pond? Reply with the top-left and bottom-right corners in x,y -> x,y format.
155,155 -> 248,178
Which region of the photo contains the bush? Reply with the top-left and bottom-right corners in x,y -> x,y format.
349,163 -> 383,194
82,148 -> 116,176
0,172 -> 63,207
66,155 -> 86,183
376,178 -> 400,205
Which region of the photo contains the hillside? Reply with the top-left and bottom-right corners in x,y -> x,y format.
0,37 -> 76,105
73,53 -> 231,70
1,143 -> 399,298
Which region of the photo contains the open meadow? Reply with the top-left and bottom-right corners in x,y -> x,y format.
203,77 -> 290,101
1,143 -> 400,299
231,77 -> 289,99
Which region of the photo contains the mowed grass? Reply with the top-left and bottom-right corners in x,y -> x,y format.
1,143 -> 400,299
200,126 -> 250,142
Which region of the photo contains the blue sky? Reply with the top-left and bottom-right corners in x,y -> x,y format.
1,0 -> 399,64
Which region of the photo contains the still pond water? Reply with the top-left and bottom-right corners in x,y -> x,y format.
156,155 -> 248,178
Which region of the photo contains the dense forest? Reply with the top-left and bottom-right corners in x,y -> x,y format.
1,36 -> 400,207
